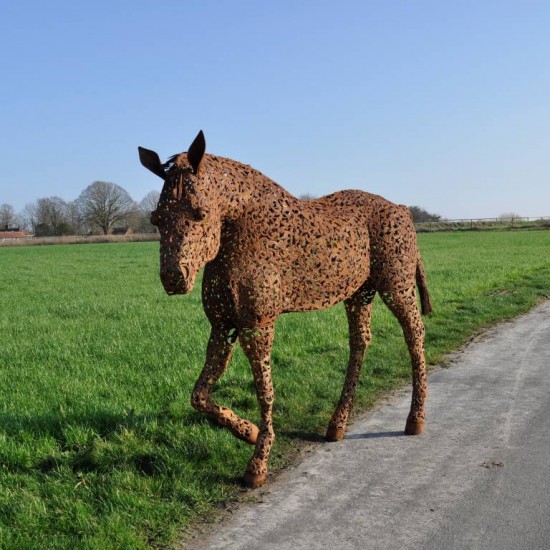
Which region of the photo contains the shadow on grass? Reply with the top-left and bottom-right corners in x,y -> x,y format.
1,408 -> 351,487
0,406 -> 216,440
0,407 -> 255,488
0,409 -> 129,439
278,428 -> 326,443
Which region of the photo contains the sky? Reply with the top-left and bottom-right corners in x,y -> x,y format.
1,0 -> 549,220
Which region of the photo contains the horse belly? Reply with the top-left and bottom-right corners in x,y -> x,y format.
283,229 -> 370,312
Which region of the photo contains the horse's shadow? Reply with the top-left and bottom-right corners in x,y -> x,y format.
0,408 -> 253,485
0,408 -> 404,485
278,429 -> 405,443
0,409 -> 126,473
0,409 -> 128,439
344,430 -> 405,440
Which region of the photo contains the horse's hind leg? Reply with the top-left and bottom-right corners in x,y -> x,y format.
191,326 -> 259,445
326,288 -> 375,442
380,287 -> 428,435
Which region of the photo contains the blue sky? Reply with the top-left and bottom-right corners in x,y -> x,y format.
1,0 -> 549,219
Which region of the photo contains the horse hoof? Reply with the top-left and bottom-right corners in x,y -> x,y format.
405,420 -> 425,435
234,423 -> 259,445
243,471 -> 267,489
243,424 -> 259,445
325,425 -> 345,442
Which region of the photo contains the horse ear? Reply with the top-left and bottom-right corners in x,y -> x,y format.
138,147 -> 166,180
187,130 -> 206,173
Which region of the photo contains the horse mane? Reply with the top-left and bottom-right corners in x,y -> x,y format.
163,153 -> 183,169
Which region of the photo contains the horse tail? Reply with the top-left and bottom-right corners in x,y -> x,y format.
416,253 -> 433,315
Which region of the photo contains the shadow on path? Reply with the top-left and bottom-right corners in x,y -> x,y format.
345,430 -> 405,440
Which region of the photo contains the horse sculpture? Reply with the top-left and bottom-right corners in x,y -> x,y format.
139,131 -> 432,488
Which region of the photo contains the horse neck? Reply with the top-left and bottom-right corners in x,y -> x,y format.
205,154 -> 291,221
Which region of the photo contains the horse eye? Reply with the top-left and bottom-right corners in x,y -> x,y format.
150,210 -> 160,225
191,208 -> 206,221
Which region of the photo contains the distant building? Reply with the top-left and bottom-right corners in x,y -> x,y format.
0,226 -> 30,240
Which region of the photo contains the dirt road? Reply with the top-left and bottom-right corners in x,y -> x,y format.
198,301 -> 550,550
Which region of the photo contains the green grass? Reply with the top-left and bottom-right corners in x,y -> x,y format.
0,231 -> 549,548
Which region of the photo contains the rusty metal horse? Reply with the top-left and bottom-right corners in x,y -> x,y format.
139,131 -> 432,488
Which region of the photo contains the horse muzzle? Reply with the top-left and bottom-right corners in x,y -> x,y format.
160,264 -> 194,295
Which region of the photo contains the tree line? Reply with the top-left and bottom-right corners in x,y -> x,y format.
1,182 -> 160,236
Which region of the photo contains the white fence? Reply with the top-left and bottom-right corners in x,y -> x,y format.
415,216 -> 550,231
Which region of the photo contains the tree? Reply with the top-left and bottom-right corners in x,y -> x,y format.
498,212 -> 522,221
66,200 -> 86,235
299,193 -> 316,201
134,190 -> 161,233
408,206 -> 441,223
33,197 -> 74,236
0,203 -> 17,228
77,181 -> 135,235
19,203 -> 37,233
140,190 -> 160,214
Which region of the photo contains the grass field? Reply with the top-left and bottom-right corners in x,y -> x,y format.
1,231 -> 549,548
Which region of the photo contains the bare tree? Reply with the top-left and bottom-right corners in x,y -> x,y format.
66,200 -> 86,235
20,203 -> 37,233
140,190 -> 160,214
0,203 -> 17,228
498,212 -> 522,221
135,190 -> 161,233
77,181 -> 135,235
33,197 -> 74,236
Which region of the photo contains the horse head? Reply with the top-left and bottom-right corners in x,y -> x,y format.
138,131 -> 222,295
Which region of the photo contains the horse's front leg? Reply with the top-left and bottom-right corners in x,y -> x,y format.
191,326 -> 259,445
239,324 -> 276,489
